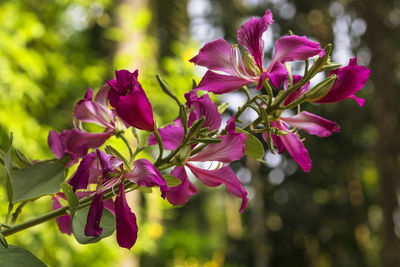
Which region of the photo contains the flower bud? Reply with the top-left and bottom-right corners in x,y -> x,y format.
304,75 -> 337,102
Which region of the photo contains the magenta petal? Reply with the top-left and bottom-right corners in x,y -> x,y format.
255,72 -> 270,90
187,164 -> 248,212
196,70 -> 251,94
237,9 -> 274,70
272,35 -> 323,65
125,159 -> 168,196
103,198 -> 115,216
262,131 -> 285,153
281,111 -> 340,137
189,132 -> 246,163
148,124 -> 185,150
116,89 -> 154,131
350,95 -> 365,107
52,196 -> 71,235
84,192 -> 104,237
316,57 -> 370,105
165,167 -> 198,206
185,91 -> 222,130
269,62 -> 288,89
74,89 -> 114,129
96,149 -> 122,177
272,121 -> 312,172
68,152 -> 97,191
48,130 -> 64,159
189,38 -> 233,74
115,183 -> 138,250
66,129 -> 113,160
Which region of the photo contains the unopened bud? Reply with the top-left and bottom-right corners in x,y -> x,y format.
321,58 -> 342,72
304,75 -> 337,102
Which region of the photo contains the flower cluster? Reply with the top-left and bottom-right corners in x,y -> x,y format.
46,9 -> 369,250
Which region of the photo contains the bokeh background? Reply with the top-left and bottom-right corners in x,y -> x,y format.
0,0 -> 399,266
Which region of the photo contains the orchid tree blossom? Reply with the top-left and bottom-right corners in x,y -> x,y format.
148,90 -> 221,150
264,112 -> 340,172
150,100 -> 248,212
48,86 -> 116,166
190,9 -> 324,94
107,69 -> 155,131
66,149 -> 168,249
315,57 -> 370,106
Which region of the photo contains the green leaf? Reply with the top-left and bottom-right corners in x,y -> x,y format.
71,206 -> 115,244
156,74 -> 181,106
163,174 -> 182,187
0,245 -> 46,267
11,162 -> 65,204
14,148 -> 31,166
0,233 -> 7,248
61,183 -> 79,217
236,128 -> 265,160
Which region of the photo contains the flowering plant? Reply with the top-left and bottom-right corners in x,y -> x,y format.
0,9 -> 368,264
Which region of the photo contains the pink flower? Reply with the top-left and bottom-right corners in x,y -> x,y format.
107,70 -> 155,131
158,117 -> 248,212
263,112 -> 340,172
67,149 -> 167,249
190,9 -> 323,94
316,57 -> 370,106
48,86 -> 117,166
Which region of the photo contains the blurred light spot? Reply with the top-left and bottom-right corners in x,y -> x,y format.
89,2 -> 104,18
279,3 -> 296,20
368,205 -> 383,230
237,167 -> 252,184
355,224 -> 370,246
351,18 -> 367,36
187,0 -> 211,17
65,4 -> 89,31
319,226 -> 333,242
148,222 -> 163,240
387,9 -> 400,27
329,2 -> 344,17
332,15 -> 354,65
274,189 -> 289,204
268,168 -> 285,185
357,47 -> 371,66
97,13 -> 110,27
266,213 -> 283,231
265,151 -> 282,168
307,9 -> 324,26
282,159 -> 297,175
313,189 -> 329,204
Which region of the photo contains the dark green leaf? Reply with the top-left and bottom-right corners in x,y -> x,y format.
156,74 -> 181,106
71,206 -> 115,244
236,128 -> 265,160
0,233 -> 7,248
61,183 -> 79,217
0,245 -> 46,267
14,148 -> 31,166
163,175 -> 182,187
187,117 -> 205,140
11,162 -> 65,203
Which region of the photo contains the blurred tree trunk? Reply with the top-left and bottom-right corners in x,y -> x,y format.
151,0 -> 189,60
362,1 -> 400,267
247,157 -> 269,267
